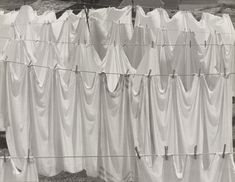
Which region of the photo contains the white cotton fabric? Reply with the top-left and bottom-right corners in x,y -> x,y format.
0,5 -> 234,93
0,157 -> 39,182
137,155 -> 235,182
87,6 -> 133,59
3,65 -> 101,177
134,6 -> 235,94
132,76 -> 233,157
135,6 -> 235,44
97,74 -> 136,182
0,5 -> 234,181
0,63 -> 233,179
124,26 -> 154,69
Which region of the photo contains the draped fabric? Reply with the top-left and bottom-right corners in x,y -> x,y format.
0,5 -> 234,182
0,63 -> 234,179
137,155 -> 235,182
132,76 -> 233,156
0,157 -> 38,181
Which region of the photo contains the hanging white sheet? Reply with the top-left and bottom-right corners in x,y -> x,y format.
134,6 -> 235,94
0,63 -> 233,178
0,5 -> 234,181
87,6 -> 133,59
0,157 -> 39,182
100,22 -> 136,91
0,6 -> 234,92
137,155 -> 235,182
132,75 -> 233,157
97,74 -> 136,182
3,65 -> 101,177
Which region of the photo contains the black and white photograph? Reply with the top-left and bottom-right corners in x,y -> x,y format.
0,0 -> 235,181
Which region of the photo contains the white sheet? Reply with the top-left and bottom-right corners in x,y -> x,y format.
0,5 -> 234,181
0,5 -> 234,94
0,157 -> 39,182
97,74 -> 136,182
0,63 -> 233,178
132,75 -> 233,157
137,155 -> 235,182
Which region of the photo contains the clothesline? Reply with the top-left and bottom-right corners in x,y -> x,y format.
0,36 -> 234,47
1,152 -> 235,160
0,59 -> 234,77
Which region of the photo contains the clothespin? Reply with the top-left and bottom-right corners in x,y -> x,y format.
189,40 -> 192,48
4,150 -> 7,163
164,146 -> 168,160
135,146 -> 141,159
54,63 -> 58,70
204,40 -> 207,48
198,69 -> 201,77
148,69 -> 152,77
114,40 -> 116,47
28,61 -> 32,67
224,68 -> 227,77
75,65 -> 78,74
27,149 -> 30,163
171,69 -> 175,79
222,144 -> 226,158
4,55 -> 8,61
125,69 -> 129,76
194,145 -> 197,160
151,41 -> 155,48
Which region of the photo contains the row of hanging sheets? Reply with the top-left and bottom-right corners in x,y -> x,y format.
0,5 -> 235,182
0,5 -> 234,94
0,64 -> 234,180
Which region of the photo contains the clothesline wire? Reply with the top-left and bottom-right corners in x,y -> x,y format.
1,152 -> 235,159
0,60 -> 234,77
0,36 -> 234,47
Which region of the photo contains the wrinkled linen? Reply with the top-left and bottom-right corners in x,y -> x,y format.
0,5 -> 234,93
0,5 -> 234,181
134,6 -> 235,94
97,75 -> 136,182
135,6 -> 235,44
137,155 -> 235,182
132,76 -> 233,158
0,157 -> 39,182
0,63 -> 233,178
